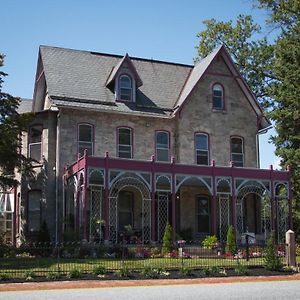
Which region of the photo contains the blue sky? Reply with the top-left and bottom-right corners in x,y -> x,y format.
2,0 -> 279,169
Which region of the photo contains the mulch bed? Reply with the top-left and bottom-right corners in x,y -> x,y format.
0,267 -> 299,291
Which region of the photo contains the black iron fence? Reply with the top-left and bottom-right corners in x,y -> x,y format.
0,241 -> 286,280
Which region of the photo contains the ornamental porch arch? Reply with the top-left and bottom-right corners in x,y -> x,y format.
109,176 -> 151,243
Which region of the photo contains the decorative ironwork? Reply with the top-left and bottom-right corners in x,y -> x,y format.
217,194 -> 230,242
109,176 -> 151,243
157,192 -> 169,242
236,184 -> 271,244
277,199 -> 288,243
89,186 -> 104,242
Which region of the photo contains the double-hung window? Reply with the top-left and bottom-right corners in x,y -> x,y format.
195,133 -> 209,165
156,131 -> 170,162
212,84 -> 224,110
119,75 -> 132,101
231,137 -> 244,167
78,124 -> 94,156
118,127 -> 132,158
27,190 -> 42,232
28,125 -> 42,161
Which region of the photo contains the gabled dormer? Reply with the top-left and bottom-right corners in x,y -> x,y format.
106,54 -> 143,103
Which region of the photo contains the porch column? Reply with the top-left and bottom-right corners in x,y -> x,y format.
104,152 -> 110,241
13,186 -> 17,246
82,150 -> 88,240
270,165 -> 276,232
230,162 -> 236,228
151,155 -> 156,242
211,160 -> 217,235
171,157 -> 176,242
287,165 -> 293,230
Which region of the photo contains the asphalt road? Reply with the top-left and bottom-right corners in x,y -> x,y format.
1,280 -> 300,300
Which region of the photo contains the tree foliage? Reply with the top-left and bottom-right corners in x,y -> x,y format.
195,0 -> 300,239
0,54 -> 33,188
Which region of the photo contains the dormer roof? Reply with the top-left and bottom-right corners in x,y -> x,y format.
106,53 -> 143,89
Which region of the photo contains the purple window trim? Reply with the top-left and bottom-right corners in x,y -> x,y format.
117,126 -> 133,159
212,82 -> 225,111
194,132 -> 210,166
230,135 -> 244,167
155,130 -> 171,162
77,123 -> 95,157
118,74 -> 133,102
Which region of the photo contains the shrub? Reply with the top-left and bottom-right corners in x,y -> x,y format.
234,260 -> 248,275
180,267 -> 192,277
162,223 -> 173,255
93,265 -> 107,276
202,235 -> 218,249
264,231 -> 282,271
0,273 -> 11,281
68,269 -> 82,279
202,267 -> 210,276
24,270 -> 36,281
115,267 -> 130,278
46,272 -> 61,280
225,225 -> 236,255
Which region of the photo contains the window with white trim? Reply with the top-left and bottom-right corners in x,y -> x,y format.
118,127 -> 132,158
212,84 -> 224,110
231,137 -> 244,167
78,124 -> 94,156
195,133 -> 209,165
27,190 -> 41,232
119,75 -> 132,101
196,195 -> 210,234
28,125 -> 42,161
156,131 -> 170,162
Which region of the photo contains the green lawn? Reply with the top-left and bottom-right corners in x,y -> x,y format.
0,256 -> 268,279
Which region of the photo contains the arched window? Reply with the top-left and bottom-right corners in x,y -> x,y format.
195,133 -> 209,165
119,75 -> 132,101
196,195 -> 210,234
78,124 -> 94,156
156,131 -> 170,162
28,125 -> 42,161
231,137 -> 244,167
212,84 -> 224,110
117,127 -> 132,158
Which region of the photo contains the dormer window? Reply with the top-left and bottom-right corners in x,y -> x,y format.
119,75 -> 132,101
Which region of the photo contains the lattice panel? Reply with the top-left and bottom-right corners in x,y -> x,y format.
89,187 -> 103,242
143,198 -> 152,243
261,196 -> 271,241
157,192 -> 169,242
277,199 -> 288,243
109,197 -> 117,243
236,202 -> 243,243
218,194 -> 230,243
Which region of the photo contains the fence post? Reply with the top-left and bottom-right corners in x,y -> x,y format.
285,230 -> 296,268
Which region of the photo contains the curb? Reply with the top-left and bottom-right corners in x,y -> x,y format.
1,273 -> 300,292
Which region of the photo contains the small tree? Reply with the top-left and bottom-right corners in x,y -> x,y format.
225,225 -> 236,255
161,223 -> 172,255
264,231 -> 282,271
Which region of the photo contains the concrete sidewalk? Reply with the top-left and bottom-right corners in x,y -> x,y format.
0,273 -> 299,292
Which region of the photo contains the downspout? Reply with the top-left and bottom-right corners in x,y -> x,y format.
53,107 -> 60,244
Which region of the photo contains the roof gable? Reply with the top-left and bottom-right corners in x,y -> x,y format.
106,53 -> 143,89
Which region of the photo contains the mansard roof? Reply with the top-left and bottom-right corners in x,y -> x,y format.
36,45 -> 269,127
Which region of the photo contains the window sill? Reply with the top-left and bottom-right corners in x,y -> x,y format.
212,109 -> 227,114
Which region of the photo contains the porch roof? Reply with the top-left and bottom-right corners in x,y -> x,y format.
64,152 -> 290,183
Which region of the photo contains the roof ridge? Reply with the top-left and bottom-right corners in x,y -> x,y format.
39,45 -> 193,68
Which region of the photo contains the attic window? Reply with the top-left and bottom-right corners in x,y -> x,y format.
212,84 -> 224,110
119,75 -> 132,101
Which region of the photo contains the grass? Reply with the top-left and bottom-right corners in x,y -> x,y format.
0,256 -> 270,279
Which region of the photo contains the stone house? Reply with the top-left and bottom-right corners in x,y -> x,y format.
0,45 -> 291,245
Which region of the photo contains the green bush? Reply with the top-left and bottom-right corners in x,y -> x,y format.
115,267 -> 130,278
46,272 -> 61,280
264,231 -> 282,271
24,271 -> 36,281
0,273 -> 11,281
202,235 -> 218,249
234,260 -> 248,275
180,267 -> 192,277
162,223 -> 173,255
225,225 -> 236,255
93,265 -> 107,276
68,269 -> 82,279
